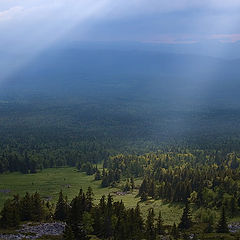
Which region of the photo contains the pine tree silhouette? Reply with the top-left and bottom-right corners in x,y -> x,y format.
216,206 -> 229,233
178,201 -> 192,230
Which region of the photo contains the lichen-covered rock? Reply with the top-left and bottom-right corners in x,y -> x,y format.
228,222 -> 240,233
0,222 -> 66,240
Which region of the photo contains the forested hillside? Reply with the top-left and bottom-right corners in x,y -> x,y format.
1,49 -> 240,239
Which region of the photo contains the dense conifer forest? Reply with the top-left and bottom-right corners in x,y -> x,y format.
2,0 -> 240,238
0,99 -> 240,239
0,188 -> 235,239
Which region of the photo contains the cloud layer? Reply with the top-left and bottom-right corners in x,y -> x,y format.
0,0 -> 239,84
0,0 -> 240,83
1,0 -> 240,48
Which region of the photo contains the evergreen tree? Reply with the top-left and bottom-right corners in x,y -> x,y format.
107,194 -> 113,212
140,191 -> 148,202
94,169 -> 101,180
230,155 -> 239,169
178,202 -> 192,230
20,192 -> 32,221
103,194 -> 114,238
32,192 -> 44,221
101,175 -> 110,187
54,190 -> 69,221
69,194 -> 85,225
82,212 -> 94,234
92,207 -> 103,236
99,195 -> 106,213
86,187 -> 94,211
182,232 -> 189,240
102,168 -> 106,177
204,222 -> 213,233
103,159 -> 108,169
229,196 -> 237,217
0,199 -> 20,228
145,208 -> 156,240
216,206 -> 229,233
29,159 -> 37,174
171,223 -> 179,240
149,180 -> 156,198
123,179 -> 130,192
103,214 -> 113,238
156,211 -> 164,235
139,178 -> 149,196
114,216 -> 127,240
63,224 -> 75,240
133,204 -> 144,239
130,177 -> 135,190
71,223 -> 90,240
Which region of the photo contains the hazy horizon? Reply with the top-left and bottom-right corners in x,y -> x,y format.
1,0 -> 240,84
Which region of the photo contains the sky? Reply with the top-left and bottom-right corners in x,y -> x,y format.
1,0 -> 240,82
1,0 -> 240,48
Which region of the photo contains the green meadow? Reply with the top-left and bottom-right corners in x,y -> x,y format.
0,167 -> 182,225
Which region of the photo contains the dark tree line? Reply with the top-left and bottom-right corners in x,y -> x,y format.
56,189 -> 188,240
104,150 -> 240,213
0,189 -> 230,239
0,141 -> 109,174
0,192 -> 52,228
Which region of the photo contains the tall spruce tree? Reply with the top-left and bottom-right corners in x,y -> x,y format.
149,180 -> 156,198
0,199 -> 20,228
20,192 -> 33,221
134,204 -> 144,232
103,194 -> 113,238
63,224 -> 75,240
54,190 -> 69,221
216,206 -> 229,233
71,223 -> 90,240
32,192 -> 44,221
204,222 -> 213,233
178,202 -> 192,230
139,178 -> 149,196
94,169 -> 101,180
130,177 -> 135,190
156,211 -> 164,235
171,223 -> 179,240
86,187 -> 94,211
140,191 -> 148,202
145,208 -> 156,240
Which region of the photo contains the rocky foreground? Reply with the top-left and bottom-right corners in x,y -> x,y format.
1,222 -> 240,239
0,222 -> 65,240
229,223 -> 240,233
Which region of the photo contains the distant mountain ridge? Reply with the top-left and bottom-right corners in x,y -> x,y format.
1,48 -> 240,108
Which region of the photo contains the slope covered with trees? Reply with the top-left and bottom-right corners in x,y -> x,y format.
0,189 -> 235,240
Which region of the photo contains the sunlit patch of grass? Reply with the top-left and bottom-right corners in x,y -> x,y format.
0,167 -> 183,225
0,167 -> 114,208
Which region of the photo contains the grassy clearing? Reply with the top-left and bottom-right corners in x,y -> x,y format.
0,167 -> 182,225
0,167 -> 113,206
113,190 -> 183,225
